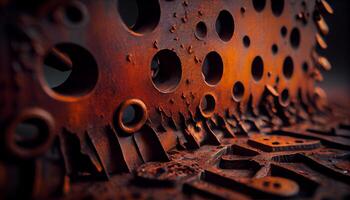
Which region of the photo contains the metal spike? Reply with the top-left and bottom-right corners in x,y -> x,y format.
315,15 -> 329,35
316,33 -> 328,49
317,56 -> 332,71
266,84 -> 279,97
320,0 -> 334,15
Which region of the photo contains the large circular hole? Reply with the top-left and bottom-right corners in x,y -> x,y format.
283,56 -> 294,79
118,0 -> 160,34
14,118 -> 49,150
200,94 -> 216,117
232,81 -> 245,102
43,43 -> 98,98
215,10 -> 235,42
195,21 -> 207,40
253,0 -> 266,12
280,89 -> 290,106
6,109 -> 55,158
271,0 -> 284,16
251,56 -> 264,81
116,99 -> 147,134
202,51 -> 224,86
151,49 -> 182,93
290,27 -> 301,48
243,35 -> 251,47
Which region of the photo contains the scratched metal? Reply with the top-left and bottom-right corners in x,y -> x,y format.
0,0 -> 349,199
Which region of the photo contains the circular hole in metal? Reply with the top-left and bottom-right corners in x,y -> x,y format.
118,0 -> 160,34
215,10 -> 234,42
251,56 -> 264,81
290,27 -> 301,48
273,182 -> 282,189
295,140 -> 304,143
243,35 -> 251,47
232,81 -> 245,102
122,105 -> 144,128
60,1 -> 89,26
263,181 -> 270,187
151,49 -> 182,93
195,21 -> 207,40
302,62 -> 309,73
64,4 -> 84,24
272,141 -> 280,145
43,43 -> 98,98
116,99 -> 147,134
280,26 -> 287,37
272,44 -> 278,54
283,56 -> 294,79
280,89 -> 290,105
14,118 -> 50,150
252,0 -> 266,12
200,94 -> 216,117
271,0 -> 284,16
202,51 -> 224,86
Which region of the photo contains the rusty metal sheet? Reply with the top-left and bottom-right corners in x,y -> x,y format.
1,0 -> 349,199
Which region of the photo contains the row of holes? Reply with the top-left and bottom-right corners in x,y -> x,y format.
39,0 -> 301,135
118,0 -> 286,34
64,0 -> 296,47
42,44 -> 303,98
10,84 -> 290,150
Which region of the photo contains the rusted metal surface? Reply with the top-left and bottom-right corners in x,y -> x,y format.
0,0 -> 349,199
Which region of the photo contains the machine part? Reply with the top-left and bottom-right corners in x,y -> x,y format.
0,0 -> 349,199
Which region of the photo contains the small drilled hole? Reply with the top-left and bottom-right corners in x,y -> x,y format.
283,56 -> 294,79
280,26 -> 287,37
200,94 -> 216,116
281,89 -> 289,105
15,118 -> 49,149
290,27 -> 301,48
195,21 -> 207,40
43,43 -> 98,97
272,44 -> 278,54
215,10 -> 235,42
271,0 -> 284,16
232,81 -> 245,102
202,51 -> 224,86
272,141 -> 280,145
263,181 -> 270,187
251,56 -> 264,81
118,0 -> 160,34
302,62 -> 309,73
243,35 -> 251,47
273,182 -> 282,189
253,0 -> 266,12
151,49 -> 182,93
295,140 -> 304,143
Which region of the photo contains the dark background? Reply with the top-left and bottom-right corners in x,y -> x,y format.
320,0 -> 350,98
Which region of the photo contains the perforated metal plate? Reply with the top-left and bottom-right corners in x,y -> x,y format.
1,0 -> 349,199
